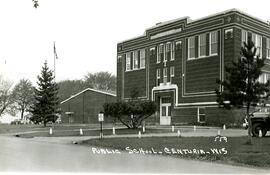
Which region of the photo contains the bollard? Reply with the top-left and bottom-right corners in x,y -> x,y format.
49,128 -> 53,135
223,124 -> 226,130
112,127 -> 116,135
79,128 -> 83,135
217,130 -> 221,136
172,126 -> 175,132
193,125 -> 196,132
142,125 -> 145,133
138,131 -> 141,138
177,130 -> 181,137
259,130 -> 262,137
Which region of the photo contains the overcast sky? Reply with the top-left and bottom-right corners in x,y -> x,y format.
0,0 -> 270,86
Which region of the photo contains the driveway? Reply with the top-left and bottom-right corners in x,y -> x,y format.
0,135 -> 269,173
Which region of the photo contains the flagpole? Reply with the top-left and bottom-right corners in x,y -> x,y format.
54,41 -> 56,82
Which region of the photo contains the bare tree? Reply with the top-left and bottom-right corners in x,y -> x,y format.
84,71 -> 116,92
10,79 -> 35,120
0,76 -> 13,117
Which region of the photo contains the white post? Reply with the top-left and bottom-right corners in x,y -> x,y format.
80,128 -> 83,135
217,130 -> 221,136
177,130 -> 181,137
193,125 -> 196,132
112,127 -> 116,135
259,130 -> 262,137
172,126 -> 175,132
142,125 -> 145,133
223,124 -> 226,130
49,128 -> 53,135
138,131 -> 141,138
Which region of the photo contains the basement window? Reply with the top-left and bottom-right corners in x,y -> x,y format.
197,108 -> 206,123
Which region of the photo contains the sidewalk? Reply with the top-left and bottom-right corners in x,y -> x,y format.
26,128 -> 249,145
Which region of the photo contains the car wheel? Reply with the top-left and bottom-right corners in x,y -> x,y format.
252,123 -> 267,137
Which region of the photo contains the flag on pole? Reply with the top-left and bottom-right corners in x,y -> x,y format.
54,42 -> 58,59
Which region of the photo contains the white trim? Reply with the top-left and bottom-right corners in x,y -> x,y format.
125,52 -> 131,71
61,88 -> 116,104
210,31 -> 218,56
133,51 -> 138,70
188,36 -> 195,60
199,33 -> 206,57
152,84 -> 178,105
170,66 -> 175,78
267,38 -> 270,59
139,49 -> 146,69
150,28 -> 182,40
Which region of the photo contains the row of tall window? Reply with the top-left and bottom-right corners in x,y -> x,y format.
156,66 -> 175,85
126,49 -> 145,71
188,31 -> 218,60
157,42 -> 175,63
241,30 -> 270,59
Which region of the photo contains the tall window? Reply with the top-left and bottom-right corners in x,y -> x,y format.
133,51 -> 138,70
210,31 -> 218,55
156,69 -> 161,86
157,44 -> 164,63
252,34 -> 262,58
188,36 -> 195,59
267,39 -> 270,59
199,34 -> 206,57
140,49 -> 145,68
165,43 -> 171,61
165,42 -> 174,61
126,52 -> 131,71
241,30 -> 248,47
163,68 -> 167,83
170,66 -> 174,82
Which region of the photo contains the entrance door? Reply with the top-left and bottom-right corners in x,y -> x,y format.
160,97 -> 171,125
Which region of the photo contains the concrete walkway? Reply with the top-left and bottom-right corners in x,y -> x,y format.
25,128 -> 251,144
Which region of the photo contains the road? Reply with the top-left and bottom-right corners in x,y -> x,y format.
0,135 -> 269,174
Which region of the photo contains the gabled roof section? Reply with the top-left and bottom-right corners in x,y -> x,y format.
60,88 -> 116,104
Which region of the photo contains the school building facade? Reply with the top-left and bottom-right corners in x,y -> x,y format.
116,9 -> 270,126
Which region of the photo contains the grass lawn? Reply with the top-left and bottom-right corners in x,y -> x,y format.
81,136 -> 270,168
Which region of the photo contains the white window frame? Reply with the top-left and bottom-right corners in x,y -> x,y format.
252,33 -> 262,59
199,34 -> 206,57
133,51 -> 139,70
157,44 -> 164,63
125,52 -> 131,71
165,42 -> 171,62
170,66 -> 175,77
210,31 -> 218,56
188,36 -> 195,60
267,38 -> 270,59
140,49 -> 146,69
171,42 -> 175,61
241,30 -> 248,47
156,69 -> 160,86
197,107 -> 206,123
163,68 -> 167,83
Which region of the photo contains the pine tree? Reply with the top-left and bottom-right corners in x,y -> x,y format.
216,36 -> 270,142
30,61 -> 60,127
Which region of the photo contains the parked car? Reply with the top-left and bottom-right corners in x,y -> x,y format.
243,107 -> 270,137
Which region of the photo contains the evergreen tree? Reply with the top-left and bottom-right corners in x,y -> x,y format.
216,36 -> 270,141
30,61 -> 60,126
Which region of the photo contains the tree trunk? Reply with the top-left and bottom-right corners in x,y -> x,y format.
43,120 -> 46,127
246,104 -> 252,144
21,108 -> 24,120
